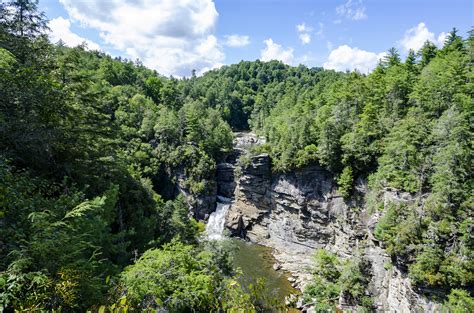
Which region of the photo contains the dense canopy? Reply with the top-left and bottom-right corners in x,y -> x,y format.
0,0 -> 472,311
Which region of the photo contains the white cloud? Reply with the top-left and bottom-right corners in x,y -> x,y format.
398,22 -> 448,52
296,22 -> 315,45
299,33 -> 311,44
336,0 -> 367,21
58,0 -> 223,76
260,38 -> 294,64
224,34 -> 250,47
324,45 -> 386,73
436,32 -> 449,47
296,23 -> 313,33
48,17 -> 100,50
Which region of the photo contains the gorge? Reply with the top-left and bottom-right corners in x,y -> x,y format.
1,2 -> 472,310
200,132 -> 442,312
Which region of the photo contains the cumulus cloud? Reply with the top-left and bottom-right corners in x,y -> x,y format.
260,39 -> 294,64
336,0 -> 367,21
437,32 -> 449,46
58,0 -> 224,76
399,22 -> 448,52
224,34 -> 250,47
296,23 -> 313,33
296,22 -> 314,45
299,33 -> 311,44
324,45 -> 385,73
48,17 -> 100,50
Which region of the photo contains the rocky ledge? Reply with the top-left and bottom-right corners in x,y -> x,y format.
224,153 -> 439,312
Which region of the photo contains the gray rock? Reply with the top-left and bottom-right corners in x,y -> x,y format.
219,132 -> 440,311
175,171 -> 216,220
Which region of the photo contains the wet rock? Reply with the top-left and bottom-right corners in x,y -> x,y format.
285,294 -> 298,307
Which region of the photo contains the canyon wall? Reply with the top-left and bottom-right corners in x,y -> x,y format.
220,148 -> 439,312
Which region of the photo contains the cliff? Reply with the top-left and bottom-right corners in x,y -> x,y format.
218,134 -> 440,312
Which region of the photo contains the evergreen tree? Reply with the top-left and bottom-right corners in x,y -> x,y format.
418,40 -> 438,68
383,47 -> 401,67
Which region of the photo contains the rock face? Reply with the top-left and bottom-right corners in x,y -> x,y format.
225,156 -> 352,290
223,147 -> 439,312
175,171 -> 216,220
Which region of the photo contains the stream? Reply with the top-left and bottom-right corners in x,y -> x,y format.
205,198 -> 298,305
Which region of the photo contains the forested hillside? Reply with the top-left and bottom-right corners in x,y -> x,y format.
0,0 -> 472,311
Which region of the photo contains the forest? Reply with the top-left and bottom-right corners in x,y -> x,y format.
0,0 -> 472,312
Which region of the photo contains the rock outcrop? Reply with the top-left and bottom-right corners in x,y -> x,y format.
225,156 -> 352,290
222,148 -> 439,312
176,171 -> 216,220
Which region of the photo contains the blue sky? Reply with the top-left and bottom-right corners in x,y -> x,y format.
40,0 -> 473,76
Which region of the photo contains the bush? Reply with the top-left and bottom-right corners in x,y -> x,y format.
119,241 -> 220,311
445,289 -> 474,313
337,166 -> 353,199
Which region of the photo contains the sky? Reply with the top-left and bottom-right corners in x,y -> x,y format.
39,0 -> 473,77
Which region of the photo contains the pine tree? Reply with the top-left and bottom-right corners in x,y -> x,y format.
443,27 -> 464,52
383,47 -> 401,67
0,0 -> 48,63
405,49 -> 418,74
418,40 -> 438,68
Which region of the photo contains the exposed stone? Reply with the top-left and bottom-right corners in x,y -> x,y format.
233,131 -> 266,150
216,162 -> 236,198
176,172 -> 216,220
218,132 -> 439,311
225,158 -> 350,290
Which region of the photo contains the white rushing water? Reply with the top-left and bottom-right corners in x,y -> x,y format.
205,201 -> 230,240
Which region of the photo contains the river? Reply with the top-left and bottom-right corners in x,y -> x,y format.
205,198 -> 298,306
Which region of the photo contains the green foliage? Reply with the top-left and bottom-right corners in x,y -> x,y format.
304,250 -> 373,312
119,240 -> 220,311
374,108 -> 432,193
312,250 -> 341,282
1,1 -> 472,308
0,1 -> 234,310
337,166 -> 353,199
0,159 -> 120,310
118,240 -> 272,312
412,50 -> 468,117
409,247 -> 474,288
444,289 -> 474,313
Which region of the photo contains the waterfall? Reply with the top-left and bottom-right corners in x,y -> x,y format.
205,200 -> 230,240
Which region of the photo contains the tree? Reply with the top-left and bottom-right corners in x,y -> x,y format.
0,0 -> 48,63
144,76 -> 163,104
337,166 -> 353,199
445,289 -> 474,313
417,40 -> 438,68
441,27 -> 464,53
119,241 -> 222,311
429,107 -> 471,207
383,47 -> 401,67
411,48 -> 468,117
405,49 -> 418,74
374,108 -> 431,193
